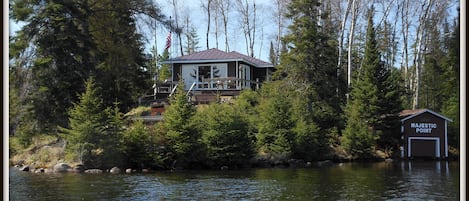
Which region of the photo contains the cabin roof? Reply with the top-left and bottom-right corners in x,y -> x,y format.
163,48 -> 274,68
400,109 -> 453,122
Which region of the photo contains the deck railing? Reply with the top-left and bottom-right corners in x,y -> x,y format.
200,77 -> 260,90
139,77 -> 261,105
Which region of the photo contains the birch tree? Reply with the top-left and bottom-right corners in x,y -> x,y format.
213,0 -> 220,48
411,0 -> 434,109
337,0 -> 352,80
272,0 -> 289,63
217,0 -> 231,51
347,0 -> 360,90
201,0 -> 213,49
236,0 -> 257,57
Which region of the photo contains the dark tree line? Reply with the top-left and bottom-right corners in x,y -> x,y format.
9,0 -> 172,140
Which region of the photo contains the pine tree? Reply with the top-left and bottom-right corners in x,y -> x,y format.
122,119 -> 153,169
158,49 -> 172,81
290,91 -> 327,161
342,7 -> 402,158
257,82 -> 294,156
10,0 -> 96,132
60,76 -> 107,166
184,26 -> 201,55
100,102 -> 125,168
269,41 -> 278,66
275,0 -> 342,132
198,103 -> 253,167
341,102 -> 375,158
163,80 -> 204,168
441,11 -> 460,148
9,0 -> 170,135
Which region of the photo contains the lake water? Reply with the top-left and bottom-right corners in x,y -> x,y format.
9,161 -> 459,201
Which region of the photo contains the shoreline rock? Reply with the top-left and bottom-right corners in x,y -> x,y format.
53,163 -> 72,173
110,167 -> 121,174
84,169 -> 103,174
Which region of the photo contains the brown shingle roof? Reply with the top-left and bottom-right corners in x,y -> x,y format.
399,109 -> 453,122
399,109 -> 426,117
166,48 -> 273,68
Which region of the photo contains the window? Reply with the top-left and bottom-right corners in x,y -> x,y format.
239,64 -> 251,89
198,66 -> 211,88
181,64 -> 227,90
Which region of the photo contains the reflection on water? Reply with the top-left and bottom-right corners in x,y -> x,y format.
9,161 -> 459,201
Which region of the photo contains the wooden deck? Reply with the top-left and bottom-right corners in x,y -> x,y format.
131,115 -> 164,122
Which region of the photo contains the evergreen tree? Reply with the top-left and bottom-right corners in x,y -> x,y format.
158,49 -> 172,81
10,0 -> 96,132
60,76 -> 107,167
184,27 -> 201,55
122,119 -> 153,169
90,0 -> 152,111
197,103 -> 254,167
257,81 -> 294,156
9,0 -> 169,135
163,80 -> 204,168
233,89 -> 261,141
441,11 -> 460,148
8,64 -> 36,147
420,16 -> 446,111
100,102 -> 125,168
341,102 -> 375,158
269,41 -> 278,67
275,0 -> 342,133
292,118 -> 323,161
290,91 -> 328,161
342,7 -> 402,158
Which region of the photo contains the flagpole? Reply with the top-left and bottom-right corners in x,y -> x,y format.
154,18 -> 158,100
169,16 -> 173,83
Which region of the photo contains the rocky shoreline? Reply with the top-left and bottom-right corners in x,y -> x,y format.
12,157 -> 385,175
13,162 -> 155,174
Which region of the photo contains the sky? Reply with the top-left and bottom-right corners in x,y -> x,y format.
140,0 -> 276,62
8,0 -> 463,64
8,0 -> 277,62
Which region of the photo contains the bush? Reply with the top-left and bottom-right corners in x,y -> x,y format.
197,103 -> 254,167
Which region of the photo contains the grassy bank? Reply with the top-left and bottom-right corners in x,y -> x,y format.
9,135 -> 67,168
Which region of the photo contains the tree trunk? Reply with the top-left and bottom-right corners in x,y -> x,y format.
338,0 -> 352,85
202,0 -> 213,50
400,0 -> 410,97
412,0 -> 433,109
347,0 -> 359,92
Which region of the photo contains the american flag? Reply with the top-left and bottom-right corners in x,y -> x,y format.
165,32 -> 171,50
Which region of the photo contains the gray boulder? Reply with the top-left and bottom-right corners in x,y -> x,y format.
53,163 -> 72,173
84,169 -> 103,174
19,166 -> 30,172
34,168 -> 45,173
110,167 -> 121,174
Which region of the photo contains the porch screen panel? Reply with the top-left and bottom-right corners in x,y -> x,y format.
181,65 -> 197,90
198,66 -> 211,88
213,64 -> 227,88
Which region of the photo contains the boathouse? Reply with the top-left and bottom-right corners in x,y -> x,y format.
400,109 -> 452,159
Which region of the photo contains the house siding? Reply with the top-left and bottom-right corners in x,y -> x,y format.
228,62 -> 237,77
172,63 -> 182,81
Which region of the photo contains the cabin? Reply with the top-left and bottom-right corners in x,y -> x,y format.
134,48 -> 274,122
161,48 -> 274,104
399,109 -> 452,160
